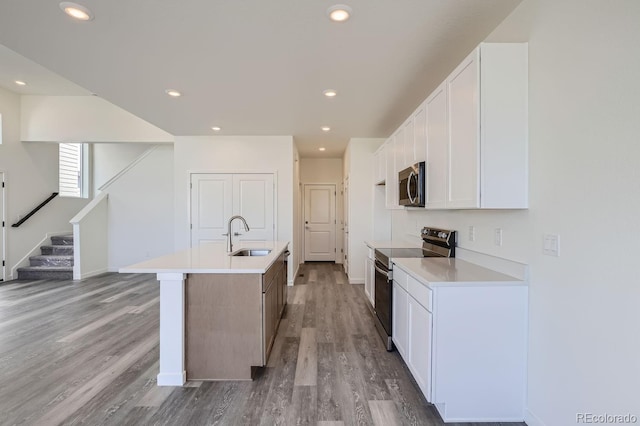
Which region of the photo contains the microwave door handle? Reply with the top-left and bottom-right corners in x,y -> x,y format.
407,171 -> 417,204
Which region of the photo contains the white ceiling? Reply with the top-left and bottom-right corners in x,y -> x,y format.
0,0 -> 520,158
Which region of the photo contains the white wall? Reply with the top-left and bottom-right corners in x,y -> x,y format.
344,138 -> 384,283
0,87 -> 89,280
20,96 -> 173,143
292,144 -> 301,282
173,136 -> 294,281
300,158 -> 344,264
106,144 -> 174,270
300,158 -> 343,183
391,2 -> 640,424
93,143 -> 151,192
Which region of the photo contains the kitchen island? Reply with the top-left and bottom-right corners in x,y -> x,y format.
120,241 -> 289,385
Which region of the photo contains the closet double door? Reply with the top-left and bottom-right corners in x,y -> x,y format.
190,173 -> 275,247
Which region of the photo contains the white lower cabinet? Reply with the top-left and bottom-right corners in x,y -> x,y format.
391,263 -> 527,423
407,297 -> 432,402
391,281 -> 409,357
364,247 -> 375,307
364,256 -> 375,306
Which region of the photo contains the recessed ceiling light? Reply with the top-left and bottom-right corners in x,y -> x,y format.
327,5 -> 352,22
321,126 -> 331,132
319,147 -> 326,151
165,89 -> 182,97
15,80 -> 27,86
323,89 -> 337,98
211,126 -> 221,132
59,2 -> 94,21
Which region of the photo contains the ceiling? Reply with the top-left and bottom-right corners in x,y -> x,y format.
0,0 -> 520,158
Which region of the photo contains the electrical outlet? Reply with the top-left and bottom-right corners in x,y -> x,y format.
543,234 -> 560,256
494,228 -> 503,246
468,226 -> 475,242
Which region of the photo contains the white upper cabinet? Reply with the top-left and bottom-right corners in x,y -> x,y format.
413,102 -> 427,164
394,127 -> 405,175
425,82 -> 448,209
385,136 -> 400,209
444,43 -> 528,209
373,144 -> 386,185
403,117 -> 415,167
447,49 -> 481,208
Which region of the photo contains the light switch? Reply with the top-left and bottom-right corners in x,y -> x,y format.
468,226 -> 475,242
494,228 -> 503,246
543,234 -> 560,256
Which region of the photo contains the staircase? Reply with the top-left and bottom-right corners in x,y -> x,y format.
17,234 -> 74,280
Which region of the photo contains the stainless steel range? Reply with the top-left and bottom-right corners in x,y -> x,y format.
373,227 -> 457,351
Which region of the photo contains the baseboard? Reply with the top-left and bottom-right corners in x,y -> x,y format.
157,371 -> 186,386
78,268 -> 108,280
349,278 -> 364,284
525,409 -> 547,426
290,263 -> 300,286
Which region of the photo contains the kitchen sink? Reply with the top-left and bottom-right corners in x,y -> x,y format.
231,249 -> 272,257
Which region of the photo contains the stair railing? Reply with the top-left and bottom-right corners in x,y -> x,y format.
12,192 -> 59,227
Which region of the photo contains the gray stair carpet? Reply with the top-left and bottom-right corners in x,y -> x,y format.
17,234 -> 74,280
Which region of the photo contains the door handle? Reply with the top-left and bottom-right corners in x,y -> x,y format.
234,232 -> 243,236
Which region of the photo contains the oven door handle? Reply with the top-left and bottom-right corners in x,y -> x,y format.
374,263 -> 391,278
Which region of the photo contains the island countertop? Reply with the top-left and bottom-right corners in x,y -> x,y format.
119,241 -> 289,274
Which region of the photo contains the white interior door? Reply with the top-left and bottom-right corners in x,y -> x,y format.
343,177 -> 349,274
304,184 -> 336,262
190,174 -> 233,247
232,174 -> 274,242
0,172 -> 5,282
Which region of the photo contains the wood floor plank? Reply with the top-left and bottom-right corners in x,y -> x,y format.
136,384 -> 175,407
294,327 -> 317,386
288,385 -> 317,425
57,305 -> 136,343
292,284 -> 308,304
368,400 -> 402,426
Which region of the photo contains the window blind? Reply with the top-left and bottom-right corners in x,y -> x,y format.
59,143 -> 82,198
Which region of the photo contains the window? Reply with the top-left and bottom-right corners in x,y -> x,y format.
59,143 -> 90,198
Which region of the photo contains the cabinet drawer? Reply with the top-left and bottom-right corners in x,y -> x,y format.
408,276 -> 432,312
392,266 -> 408,291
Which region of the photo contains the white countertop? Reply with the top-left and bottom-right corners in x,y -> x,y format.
365,240 -> 422,249
119,241 -> 289,274
392,257 -> 525,287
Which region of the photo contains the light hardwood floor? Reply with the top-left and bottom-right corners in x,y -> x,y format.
0,264 -> 526,426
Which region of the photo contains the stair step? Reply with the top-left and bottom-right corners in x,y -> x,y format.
17,266 -> 73,280
29,255 -> 74,267
40,245 -> 74,255
50,235 -> 74,246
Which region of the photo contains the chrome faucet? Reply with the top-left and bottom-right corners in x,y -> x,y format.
227,215 -> 250,252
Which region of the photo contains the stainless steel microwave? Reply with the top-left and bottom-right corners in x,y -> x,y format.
398,162 -> 425,207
